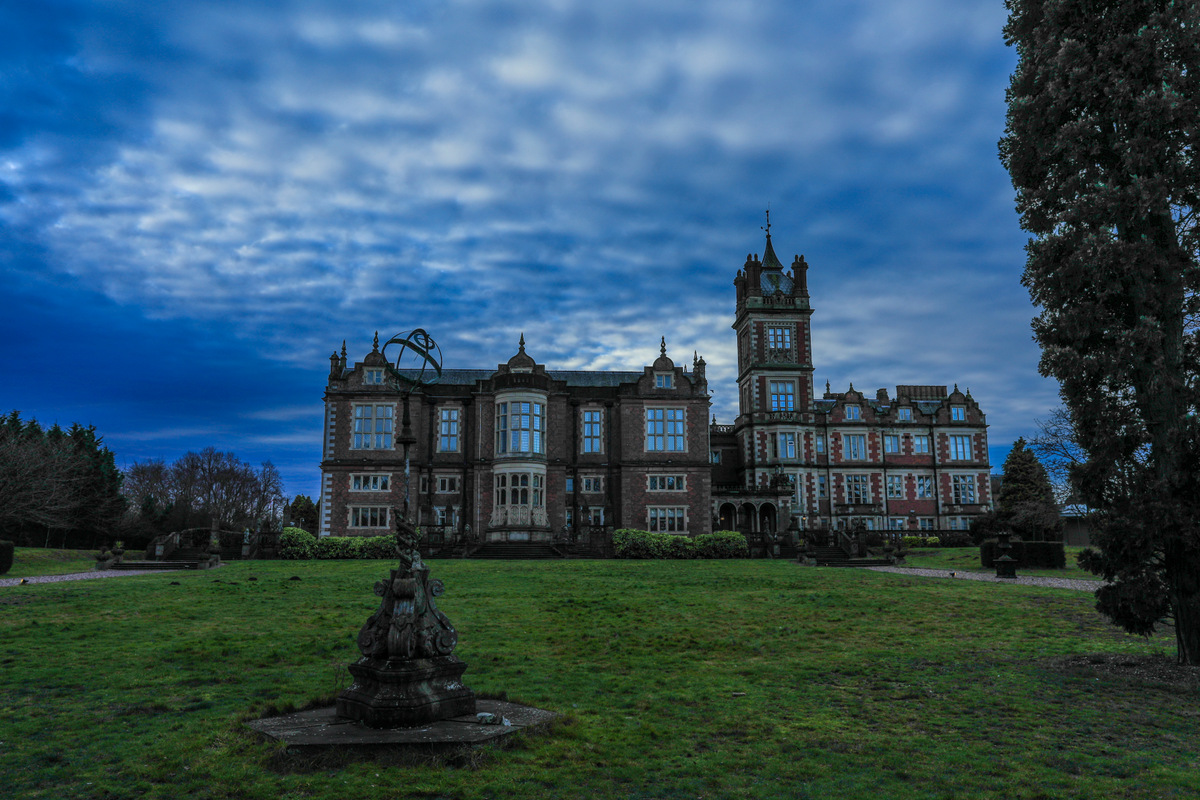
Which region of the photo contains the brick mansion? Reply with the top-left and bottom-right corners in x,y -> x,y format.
317,230 -> 992,544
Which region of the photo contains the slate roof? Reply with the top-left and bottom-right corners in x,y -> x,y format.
387,368 -> 646,388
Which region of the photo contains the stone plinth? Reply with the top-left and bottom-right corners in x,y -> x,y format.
247,699 -> 556,756
336,655 -> 476,728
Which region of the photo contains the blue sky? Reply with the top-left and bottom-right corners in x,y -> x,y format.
0,0 -> 1055,500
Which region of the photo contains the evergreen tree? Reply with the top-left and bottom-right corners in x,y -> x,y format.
288,494 -> 319,533
1000,1 -> 1200,661
997,438 -> 1061,542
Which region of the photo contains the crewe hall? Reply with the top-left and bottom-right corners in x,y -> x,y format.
318,230 -> 991,550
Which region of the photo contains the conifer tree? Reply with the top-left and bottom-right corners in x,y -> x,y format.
1000,0 -> 1200,661
997,438 -> 1060,542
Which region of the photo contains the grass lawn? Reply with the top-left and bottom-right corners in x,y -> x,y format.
5,548 -> 101,579
901,546 -> 1100,580
2,558 -> 1195,800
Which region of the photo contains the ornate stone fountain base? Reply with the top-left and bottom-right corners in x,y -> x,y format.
337,655 -> 476,728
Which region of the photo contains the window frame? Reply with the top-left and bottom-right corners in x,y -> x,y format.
582,409 -> 603,454
350,473 -> 391,492
352,404 -> 394,450
645,407 -> 686,452
769,380 -> 796,411
349,506 -> 390,528
438,407 -> 460,453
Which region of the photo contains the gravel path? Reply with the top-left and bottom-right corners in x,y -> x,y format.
0,569 -> 184,587
866,565 -> 1103,592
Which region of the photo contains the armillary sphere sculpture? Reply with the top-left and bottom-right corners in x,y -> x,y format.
336,329 -> 477,728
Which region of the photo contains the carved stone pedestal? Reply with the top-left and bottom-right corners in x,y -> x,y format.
335,521 -> 476,729
337,656 -> 476,728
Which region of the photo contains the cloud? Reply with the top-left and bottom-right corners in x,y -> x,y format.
1,0 -> 1053,497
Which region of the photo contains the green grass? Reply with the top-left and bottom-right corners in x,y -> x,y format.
2,558 -> 1193,799
5,547 -> 101,578
902,545 -> 1100,580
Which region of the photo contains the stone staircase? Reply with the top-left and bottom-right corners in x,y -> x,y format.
467,542 -> 565,560
111,547 -> 214,571
811,545 -> 891,568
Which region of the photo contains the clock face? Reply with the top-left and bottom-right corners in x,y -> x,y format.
382,328 -> 443,389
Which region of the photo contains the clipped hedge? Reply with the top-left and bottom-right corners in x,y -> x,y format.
980,538 -> 1066,569
936,532 -> 974,548
694,531 -> 749,559
314,535 -> 364,559
0,540 -> 13,576
278,527 -> 317,560
613,529 -> 748,559
901,535 -> 941,549
279,532 -> 399,560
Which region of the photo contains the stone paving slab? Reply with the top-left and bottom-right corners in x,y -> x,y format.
245,699 -> 557,754
866,565 -> 1104,592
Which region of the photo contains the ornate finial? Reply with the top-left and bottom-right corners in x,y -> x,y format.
849,382 -> 855,393
518,333 -> 526,352
660,336 -> 666,357
954,383 -> 959,394
762,206 -> 771,237
341,340 -> 347,359
966,387 -> 972,398
826,380 -> 830,393
712,414 -> 717,425
372,331 -> 380,352
693,350 -> 698,365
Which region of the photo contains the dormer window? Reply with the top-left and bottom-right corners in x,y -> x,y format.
845,404 -> 861,421
951,405 -> 966,421
656,374 -> 673,389
365,368 -> 384,385
897,407 -> 912,421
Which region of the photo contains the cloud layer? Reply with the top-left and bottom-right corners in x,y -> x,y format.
0,0 -> 1054,497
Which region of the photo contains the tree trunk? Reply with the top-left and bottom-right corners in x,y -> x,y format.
1168,552 -> 1200,665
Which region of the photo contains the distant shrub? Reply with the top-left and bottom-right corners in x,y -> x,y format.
278,527 -> 316,560
315,535 -> 364,559
937,532 -> 973,548
901,535 -> 941,548
0,540 -> 12,576
614,529 -> 746,559
694,531 -> 749,559
359,536 -> 396,559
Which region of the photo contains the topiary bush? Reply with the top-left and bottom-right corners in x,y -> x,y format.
0,540 -> 13,576
694,531 -> 749,558
278,527 -> 316,559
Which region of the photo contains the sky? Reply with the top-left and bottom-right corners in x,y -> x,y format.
0,0 -> 1058,501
